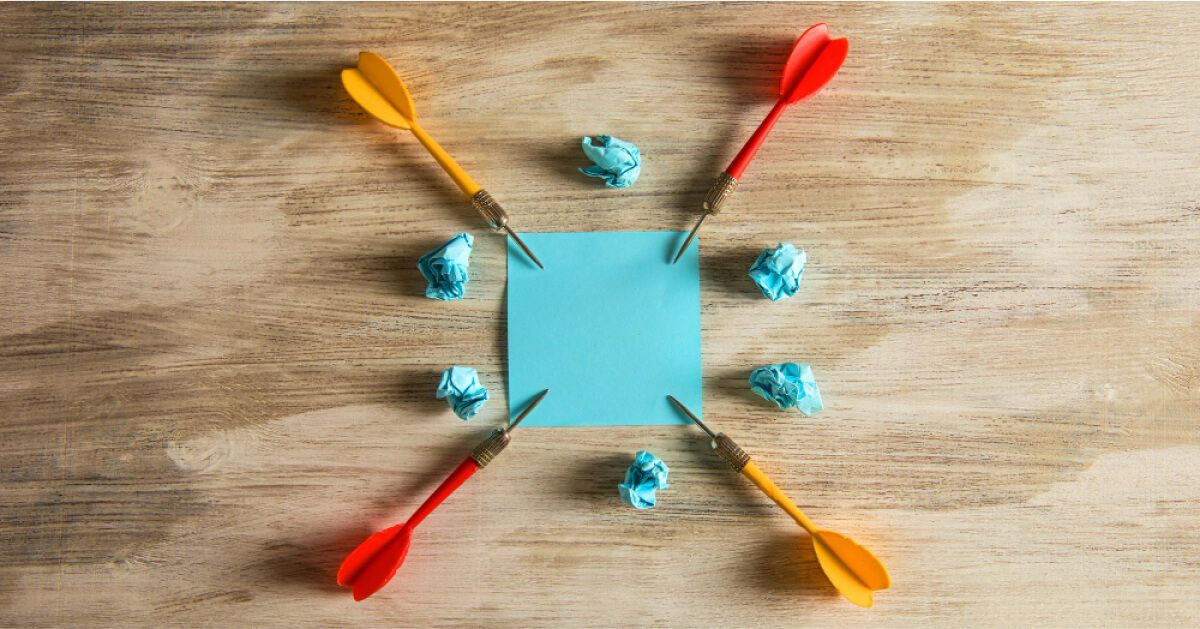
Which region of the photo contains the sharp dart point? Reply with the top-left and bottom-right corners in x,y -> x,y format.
508,388 -> 549,431
672,214 -> 706,264
666,395 -> 715,438
505,226 -> 544,269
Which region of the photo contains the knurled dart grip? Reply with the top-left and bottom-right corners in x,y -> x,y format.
713,433 -> 751,472
471,189 -> 509,230
702,172 -> 739,215
470,428 -> 511,468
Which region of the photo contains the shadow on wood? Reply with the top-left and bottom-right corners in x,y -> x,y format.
746,529 -> 841,600
558,452 -> 635,507
699,246 -> 762,298
530,137 -> 589,186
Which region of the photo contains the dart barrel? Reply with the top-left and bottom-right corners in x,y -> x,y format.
469,428 -> 511,468
702,172 -> 739,215
712,433 -> 751,472
471,189 -> 509,230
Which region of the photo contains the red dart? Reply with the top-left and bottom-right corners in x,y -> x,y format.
336,389 -> 549,601
673,23 -> 849,263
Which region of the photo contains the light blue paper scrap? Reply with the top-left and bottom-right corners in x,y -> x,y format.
417,232 -> 474,300
436,366 -> 490,420
507,231 -> 701,427
748,242 -> 806,301
578,135 -> 642,189
618,450 -> 670,509
749,363 -> 823,416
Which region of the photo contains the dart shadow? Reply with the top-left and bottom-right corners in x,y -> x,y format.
387,141 -> 475,215
679,440 -> 781,517
530,138 -> 588,187
312,230 -> 448,300
250,524 -> 375,596
493,283 -> 509,399
263,60 -> 474,220
672,124 -> 740,235
714,36 -> 796,105
667,35 -> 797,256
746,529 -> 841,599
242,59 -> 356,124
363,428 -> 489,515
699,247 -> 762,298
397,368 -> 454,415
707,365 -> 774,409
559,452 -> 633,507
245,426 -> 488,595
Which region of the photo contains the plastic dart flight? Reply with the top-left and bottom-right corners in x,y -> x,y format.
667,395 -> 889,607
337,389 -> 549,601
342,51 -> 543,269
673,24 -> 848,263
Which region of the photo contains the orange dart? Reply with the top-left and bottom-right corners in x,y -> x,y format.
668,395 -> 890,607
342,51 -> 543,269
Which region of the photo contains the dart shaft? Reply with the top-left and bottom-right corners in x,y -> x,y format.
410,122 -> 481,197
408,124 -> 545,268
408,457 -> 480,529
740,460 -> 818,534
727,98 -> 789,179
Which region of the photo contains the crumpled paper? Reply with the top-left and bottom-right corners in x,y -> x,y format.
417,232 -> 474,300
749,362 -> 824,416
618,450 -> 670,509
436,366 -> 490,420
579,135 -> 642,189
748,243 -> 806,301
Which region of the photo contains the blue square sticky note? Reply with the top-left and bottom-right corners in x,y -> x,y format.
507,231 -> 701,427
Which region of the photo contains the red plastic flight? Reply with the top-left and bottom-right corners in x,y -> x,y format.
673,24 -> 849,263
337,389 -> 549,601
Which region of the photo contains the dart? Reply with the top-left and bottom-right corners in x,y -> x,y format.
337,389 -> 549,601
673,24 -> 848,263
667,395 -> 889,607
342,51 -> 544,269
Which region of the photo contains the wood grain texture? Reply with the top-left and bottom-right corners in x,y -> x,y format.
2,2 -> 1199,626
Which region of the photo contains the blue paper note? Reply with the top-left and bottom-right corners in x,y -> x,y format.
507,231 -> 701,427
578,135 -> 642,189
618,450 -> 670,509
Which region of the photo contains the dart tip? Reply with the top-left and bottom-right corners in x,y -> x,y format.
508,388 -> 549,431
672,214 -> 706,264
666,394 -> 714,438
505,226 -> 544,269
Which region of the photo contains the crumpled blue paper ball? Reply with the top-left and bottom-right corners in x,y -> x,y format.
436,366 -> 490,420
618,450 -> 670,509
749,363 -> 824,416
417,232 -> 474,300
578,135 -> 641,189
748,243 -> 806,301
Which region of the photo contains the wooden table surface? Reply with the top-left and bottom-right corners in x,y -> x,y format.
3,2 -> 1199,627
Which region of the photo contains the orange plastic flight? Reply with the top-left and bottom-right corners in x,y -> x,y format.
667,395 -> 889,607
341,51 -> 544,269
740,461 -> 890,607
342,51 -> 479,195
